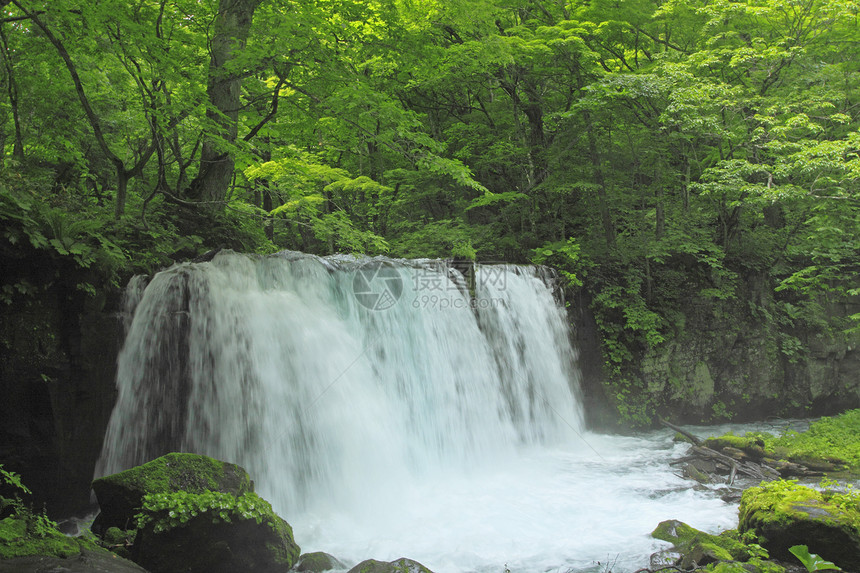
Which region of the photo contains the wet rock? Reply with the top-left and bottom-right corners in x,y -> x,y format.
739,481 -> 860,571
132,503 -> 299,573
91,452 -> 253,532
682,462 -> 712,484
0,516 -> 145,572
296,551 -> 347,572
0,549 -> 149,573
347,558 -> 434,573
652,520 -> 747,569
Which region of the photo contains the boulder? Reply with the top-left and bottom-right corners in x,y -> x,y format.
652,520 -> 756,570
91,452 -> 253,532
296,551 -> 347,572
347,558 -> 434,573
131,490 -> 300,573
739,480 -> 860,571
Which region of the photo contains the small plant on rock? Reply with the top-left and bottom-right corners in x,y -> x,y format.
789,545 -> 841,572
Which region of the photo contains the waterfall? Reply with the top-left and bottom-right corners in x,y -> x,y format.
96,251 -> 583,513
96,251 -> 744,573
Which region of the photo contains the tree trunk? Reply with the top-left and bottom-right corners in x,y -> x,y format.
114,163 -> 128,220
584,111 -> 616,249
191,0 -> 262,204
0,25 -> 23,160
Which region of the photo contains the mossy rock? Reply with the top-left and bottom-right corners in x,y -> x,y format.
0,516 -> 82,559
738,480 -> 860,570
296,551 -> 347,572
347,558 -> 434,573
91,452 -> 253,532
132,491 -> 300,573
708,560 -> 785,573
652,520 -> 755,569
0,517 -> 147,572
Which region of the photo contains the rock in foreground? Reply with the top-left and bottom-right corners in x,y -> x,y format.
92,453 -> 300,573
739,480 -> 860,571
296,551 -> 348,572
0,549 -> 149,573
651,519 -> 781,571
132,491 -> 299,573
348,558 -> 434,573
91,452 -> 253,532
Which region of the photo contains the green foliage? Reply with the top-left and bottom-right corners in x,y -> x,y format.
789,545 -> 841,572
741,479 -> 860,532
0,0 -> 858,430
768,410 -> 860,471
245,153 -> 389,255
0,464 -> 99,559
708,411 -> 860,472
532,238 -> 583,288
136,491 -> 276,534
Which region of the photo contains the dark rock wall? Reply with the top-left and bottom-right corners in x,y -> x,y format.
0,257 -> 122,516
570,277 -> 860,429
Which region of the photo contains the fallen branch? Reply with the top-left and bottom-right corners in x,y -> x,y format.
659,418 -> 701,446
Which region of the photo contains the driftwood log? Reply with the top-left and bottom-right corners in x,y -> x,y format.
660,419 -> 782,485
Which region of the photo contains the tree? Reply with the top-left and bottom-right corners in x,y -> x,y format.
189,0 -> 264,204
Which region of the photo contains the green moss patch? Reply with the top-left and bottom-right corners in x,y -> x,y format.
347,558 -> 435,573
706,410 -> 860,476
93,453 -> 252,498
91,452 -> 253,531
651,519 -> 783,571
296,551 -> 347,572
0,516 -> 102,560
739,480 -> 860,570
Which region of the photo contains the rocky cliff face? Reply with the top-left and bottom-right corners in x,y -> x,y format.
0,253 -> 123,516
571,275 -> 860,429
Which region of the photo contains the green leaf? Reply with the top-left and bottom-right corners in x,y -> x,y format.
789,545 -> 842,571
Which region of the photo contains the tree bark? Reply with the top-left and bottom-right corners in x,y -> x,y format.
190,0 -> 263,204
0,25 -> 23,160
584,110 -> 616,249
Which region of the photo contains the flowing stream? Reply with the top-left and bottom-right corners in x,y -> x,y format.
97,251 -> 740,573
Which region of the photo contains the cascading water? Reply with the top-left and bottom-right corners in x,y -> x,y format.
96,250 -> 737,573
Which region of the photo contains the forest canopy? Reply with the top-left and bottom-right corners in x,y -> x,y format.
0,0 -> 858,423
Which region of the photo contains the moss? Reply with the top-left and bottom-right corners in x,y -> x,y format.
703,434 -> 766,459
103,526 -> 133,545
707,563 -> 750,572
652,520 -> 749,560
707,560 -> 785,572
296,551 -> 346,572
133,492 -> 301,573
739,480 -> 860,532
705,410 -> 860,475
349,558 -> 434,573
699,541 -> 734,561
0,516 -> 101,559
93,452 -> 252,497
739,480 -> 860,569
92,452 -> 254,532
652,520 -> 787,571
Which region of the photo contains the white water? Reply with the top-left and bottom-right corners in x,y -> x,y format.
97,251 -> 739,573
